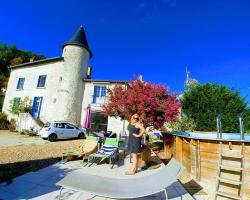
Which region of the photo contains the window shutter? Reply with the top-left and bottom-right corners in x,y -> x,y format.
93,86 -> 97,103
31,97 -> 37,116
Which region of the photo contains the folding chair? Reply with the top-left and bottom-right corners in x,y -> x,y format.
86,138 -> 119,169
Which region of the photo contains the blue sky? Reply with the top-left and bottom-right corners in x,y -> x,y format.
1,0 -> 250,103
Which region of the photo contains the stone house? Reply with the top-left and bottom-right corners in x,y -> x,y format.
2,26 -> 128,134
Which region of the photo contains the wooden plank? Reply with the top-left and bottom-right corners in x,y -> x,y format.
218,177 -> 242,185
220,164 -> 243,171
221,154 -> 243,159
196,140 -> 201,181
200,161 -> 217,170
216,191 -> 241,200
200,167 -> 217,179
176,136 -> 183,162
218,183 -> 241,198
200,144 -> 219,152
200,151 -> 218,159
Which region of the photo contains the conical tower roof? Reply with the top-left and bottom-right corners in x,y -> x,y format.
62,26 -> 92,58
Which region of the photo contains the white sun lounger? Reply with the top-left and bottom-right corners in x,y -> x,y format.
57,158 -> 185,200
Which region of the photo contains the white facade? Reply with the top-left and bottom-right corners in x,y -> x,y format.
81,81 -> 128,134
2,58 -> 64,122
2,27 -> 128,134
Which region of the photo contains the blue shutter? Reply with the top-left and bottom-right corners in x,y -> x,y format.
38,97 -> 43,118
93,86 -> 97,103
16,79 -> 20,89
31,97 -> 37,116
37,76 -> 41,88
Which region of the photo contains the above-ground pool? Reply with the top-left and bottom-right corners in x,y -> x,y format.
163,131 -> 250,199
172,131 -> 250,142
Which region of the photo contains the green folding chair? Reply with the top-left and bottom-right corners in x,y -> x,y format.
87,138 -> 119,168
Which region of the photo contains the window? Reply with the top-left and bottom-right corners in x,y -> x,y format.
65,123 -> 75,129
91,112 -> 108,132
54,123 -> 65,128
37,75 -> 47,88
93,86 -> 106,104
16,78 -> 25,90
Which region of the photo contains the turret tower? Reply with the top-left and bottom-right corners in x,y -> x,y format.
57,26 -> 92,125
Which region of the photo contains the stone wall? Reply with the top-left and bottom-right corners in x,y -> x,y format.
16,113 -> 42,133
59,45 -> 90,125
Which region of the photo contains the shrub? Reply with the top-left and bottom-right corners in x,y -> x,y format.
0,112 -> 9,129
9,96 -> 32,115
20,130 -> 27,135
20,129 -> 37,136
181,83 -> 249,132
19,97 -> 32,113
165,114 -> 197,132
8,119 -> 16,132
9,98 -> 21,114
27,130 -> 37,136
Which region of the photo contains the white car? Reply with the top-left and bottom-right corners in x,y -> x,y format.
39,121 -> 86,142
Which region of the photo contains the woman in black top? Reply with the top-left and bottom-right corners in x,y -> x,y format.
125,114 -> 145,175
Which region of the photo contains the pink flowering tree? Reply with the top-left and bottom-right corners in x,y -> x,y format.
103,79 -> 180,129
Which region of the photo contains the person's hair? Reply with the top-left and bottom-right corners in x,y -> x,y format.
132,113 -> 140,119
131,114 -> 140,120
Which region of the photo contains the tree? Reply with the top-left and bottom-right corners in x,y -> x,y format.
9,96 -> 32,115
184,78 -> 199,91
165,113 -> 197,132
0,74 -> 7,92
181,83 -> 249,132
0,43 -> 45,77
103,79 -> 180,129
243,108 -> 250,133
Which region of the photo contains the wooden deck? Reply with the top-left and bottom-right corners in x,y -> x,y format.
163,134 -> 250,199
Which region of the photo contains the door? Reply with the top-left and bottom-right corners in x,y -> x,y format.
31,97 -> 43,119
64,123 -> 77,138
54,122 -> 67,139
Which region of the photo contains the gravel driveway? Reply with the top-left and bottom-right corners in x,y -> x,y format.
0,130 -> 47,147
0,130 -> 86,183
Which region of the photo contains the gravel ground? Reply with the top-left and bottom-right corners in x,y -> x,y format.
0,138 -> 84,183
0,130 -> 47,146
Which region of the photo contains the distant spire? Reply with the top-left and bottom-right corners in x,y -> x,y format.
62,26 -> 92,58
184,66 -> 199,91
138,74 -> 143,82
185,66 -> 190,83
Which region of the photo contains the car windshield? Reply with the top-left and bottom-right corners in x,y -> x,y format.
44,122 -> 51,128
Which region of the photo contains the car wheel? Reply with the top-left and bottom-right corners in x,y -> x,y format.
78,132 -> 85,139
48,134 -> 57,142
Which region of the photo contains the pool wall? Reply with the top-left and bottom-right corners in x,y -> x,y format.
163,132 -> 250,199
